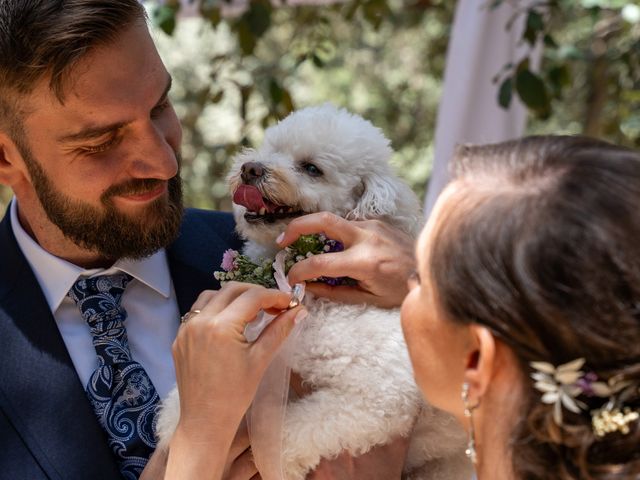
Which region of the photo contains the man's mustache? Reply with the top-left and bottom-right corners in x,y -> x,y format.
102,175 -> 180,202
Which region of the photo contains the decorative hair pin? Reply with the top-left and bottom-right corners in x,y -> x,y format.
591,407 -> 639,438
530,358 -> 639,438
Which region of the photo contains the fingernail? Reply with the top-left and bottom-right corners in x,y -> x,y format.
276,232 -> 285,244
294,309 -> 308,324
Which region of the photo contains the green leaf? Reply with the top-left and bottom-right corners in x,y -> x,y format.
278,88 -> 295,116
200,5 -> 221,26
245,0 -> 272,38
312,54 -> 325,68
516,58 -> 530,74
152,5 -> 179,36
235,20 -> 257,55
343,0 -> 361,21
239,85 -> 254,120
516,68 -> 550,116
543,33 -> 558,48
498,77 -> 513,109
269,79 -> 284,104
362,0 -> 391,30
523,10 -> 544,46
547,64 -> 571,97
527,10 -> 545,32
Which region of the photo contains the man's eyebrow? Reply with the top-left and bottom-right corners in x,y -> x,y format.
57,75 -> 173,144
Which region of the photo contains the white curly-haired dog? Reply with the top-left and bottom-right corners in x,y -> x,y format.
157,104 -> 470,479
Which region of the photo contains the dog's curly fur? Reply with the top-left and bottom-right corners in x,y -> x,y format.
156,104 -> 471,479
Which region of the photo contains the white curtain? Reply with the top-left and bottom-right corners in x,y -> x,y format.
424,0 -> 542,217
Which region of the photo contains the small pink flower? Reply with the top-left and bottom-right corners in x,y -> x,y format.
221,249 -> 239,272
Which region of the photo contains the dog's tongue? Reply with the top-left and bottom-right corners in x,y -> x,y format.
233,185 -> 267,212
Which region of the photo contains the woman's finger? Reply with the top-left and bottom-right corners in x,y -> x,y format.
251,306 -> 307,362
276,212 -> 362,248
285,249 -> 368,285
223,446 -> 258,480
189,289 -> 219,312
196,282 -> 267,319
213,287 -> 294,331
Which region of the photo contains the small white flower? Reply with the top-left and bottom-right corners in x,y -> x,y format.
530,358 -> 588,424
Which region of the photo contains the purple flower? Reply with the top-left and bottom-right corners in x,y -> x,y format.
221,249 -> 239,272
325,239 -> 344,253
576,372 -> 599,396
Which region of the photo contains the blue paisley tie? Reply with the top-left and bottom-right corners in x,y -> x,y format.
68,273 -> 159,480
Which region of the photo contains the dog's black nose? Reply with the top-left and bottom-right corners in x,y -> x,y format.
241,162 -> 265,184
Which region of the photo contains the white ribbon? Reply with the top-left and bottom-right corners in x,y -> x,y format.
246,250 -> 306,479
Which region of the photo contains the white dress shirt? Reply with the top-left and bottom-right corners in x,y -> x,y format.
10,199 -> 180,399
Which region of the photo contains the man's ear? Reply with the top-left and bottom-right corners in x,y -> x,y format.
0,131 -> 27,186
462,325 -> 497,404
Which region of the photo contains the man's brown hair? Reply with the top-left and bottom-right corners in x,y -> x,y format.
0,0 -> 146,138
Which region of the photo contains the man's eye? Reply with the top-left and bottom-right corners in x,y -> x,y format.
80,135 -> 119,154
301,162 -> 323,177
151,98 -> 171,118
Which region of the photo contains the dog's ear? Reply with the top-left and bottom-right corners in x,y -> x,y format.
349,171 -> 401,219
347,170 -> 423,235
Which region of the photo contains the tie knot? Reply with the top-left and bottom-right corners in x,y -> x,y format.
68,273 -> 133,325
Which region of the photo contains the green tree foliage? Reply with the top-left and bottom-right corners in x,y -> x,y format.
149,0 -> 453,209
495,0 -> 640,146
0,0 -> 638,214
149,0 -> 640,210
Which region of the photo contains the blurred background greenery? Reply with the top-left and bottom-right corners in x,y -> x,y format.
1,0 -> 638,215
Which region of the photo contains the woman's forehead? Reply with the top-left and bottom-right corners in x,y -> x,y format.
417,182 -> 465,266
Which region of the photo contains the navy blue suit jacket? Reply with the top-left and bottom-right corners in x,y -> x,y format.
0,208 -> 243,479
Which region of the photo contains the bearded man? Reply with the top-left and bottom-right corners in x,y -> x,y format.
0,1 -> 415,479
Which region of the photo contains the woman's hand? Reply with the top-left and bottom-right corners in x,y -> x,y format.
307,435 -> 409,480
166,282 -> 306,479
279,212 -> 415,308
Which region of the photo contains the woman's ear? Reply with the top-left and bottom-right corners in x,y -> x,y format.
462,325 -> 497,404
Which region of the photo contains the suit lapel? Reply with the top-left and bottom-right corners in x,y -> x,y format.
0,207 -> 240,479
167,209 -> 242,315
0,213 -> 121,480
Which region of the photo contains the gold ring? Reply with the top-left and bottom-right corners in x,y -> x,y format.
180,309 -> 201,324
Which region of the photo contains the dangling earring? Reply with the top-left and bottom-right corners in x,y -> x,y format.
462,382 -> 480,465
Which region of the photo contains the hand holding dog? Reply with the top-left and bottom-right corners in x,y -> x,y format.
164,282 -> 306,479
307,435 -> 409,480
279,212 -> 415,309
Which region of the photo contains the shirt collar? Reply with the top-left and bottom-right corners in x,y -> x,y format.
10,199 -> 172,312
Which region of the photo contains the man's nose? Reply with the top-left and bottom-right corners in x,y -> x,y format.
241,162 -> 265,184
129,123 -> 180,180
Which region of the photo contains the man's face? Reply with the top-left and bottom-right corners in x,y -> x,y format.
15,20 -> 184,260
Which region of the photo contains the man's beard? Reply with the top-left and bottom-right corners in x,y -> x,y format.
20,144 -> 184,260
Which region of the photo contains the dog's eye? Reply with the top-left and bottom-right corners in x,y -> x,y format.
301,162 -> 323,177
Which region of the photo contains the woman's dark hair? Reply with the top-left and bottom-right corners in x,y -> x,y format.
429,135 -> 640,479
